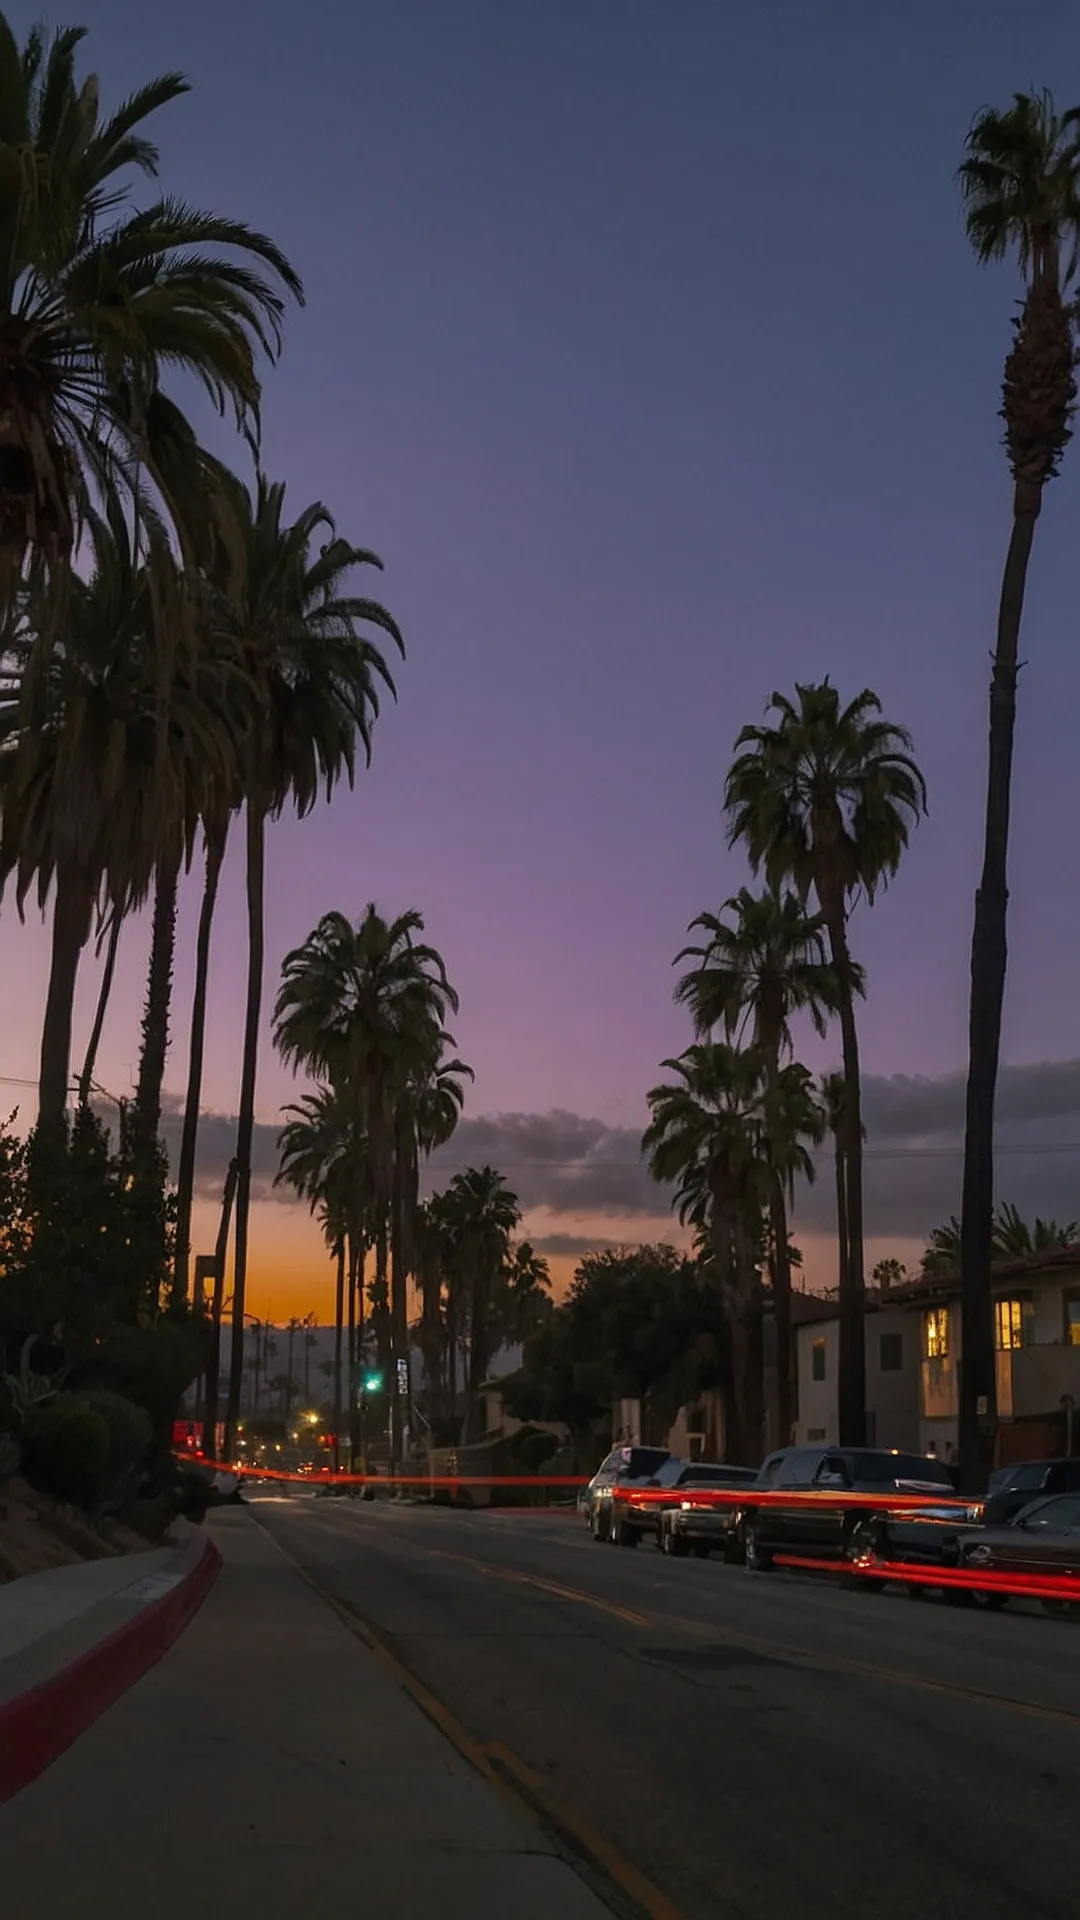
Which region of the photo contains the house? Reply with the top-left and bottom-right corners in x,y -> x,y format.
793,1289 -> 920,1452
892,1247 -> 1080,1465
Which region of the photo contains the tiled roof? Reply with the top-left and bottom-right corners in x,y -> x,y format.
890,1242 -> 1080,1307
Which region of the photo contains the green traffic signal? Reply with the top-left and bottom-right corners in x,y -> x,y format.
363,1371 -> 383,1393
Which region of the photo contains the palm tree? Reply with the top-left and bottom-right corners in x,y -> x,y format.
218,483 -> 403,1458
820,1071 -> 850,1297
956,93 -> 1080,1483
0,501 -> 232,1126
272,906 -> 460,1468
440,1166 -> 522,1443
0,16 -> 303,595
992,1203 -> 1078,1258
674,886 -> 843,1446
725,682 -> 925,1446
644,1043 -> 820,1465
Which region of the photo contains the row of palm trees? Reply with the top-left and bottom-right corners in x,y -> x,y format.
646,87 -> 1080,1483
644,681 -> 924,1464
0,21 -> 411,1448
269,905 -> 551,1468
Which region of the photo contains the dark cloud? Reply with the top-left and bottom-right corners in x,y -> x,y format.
134,1058 -> 1080,1246
528,1233 -> 623,1258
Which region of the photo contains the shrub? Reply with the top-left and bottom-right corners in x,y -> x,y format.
22,1395 -> 111,1509
75,1389 -> 152,1507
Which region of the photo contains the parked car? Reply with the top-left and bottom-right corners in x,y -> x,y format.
844,1499 -> 985,1599
982,1458 -> 1080,1526
580,1445 -> 673,1540
944,1492 -> 1080,1615
608,1461 -> 748,1548
734,1445 -> 958,1572
658,1465 -> 761,1558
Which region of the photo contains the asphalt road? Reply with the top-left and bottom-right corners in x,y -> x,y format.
249,1493 -> 1080,1920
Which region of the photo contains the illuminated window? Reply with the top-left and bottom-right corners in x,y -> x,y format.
811,1339 -> 826,1381
924,1307 -> 949,1359
1065,1296 -> 1080,1347
994,1297 -> 1032,1350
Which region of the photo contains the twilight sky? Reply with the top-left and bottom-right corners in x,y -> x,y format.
7,0 -> 1080,1318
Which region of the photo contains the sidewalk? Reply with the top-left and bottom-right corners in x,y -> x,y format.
0,1508 -> 614,1919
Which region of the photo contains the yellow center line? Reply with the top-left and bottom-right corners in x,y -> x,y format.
252,1513 -> 687,1920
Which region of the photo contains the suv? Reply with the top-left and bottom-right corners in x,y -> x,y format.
580,1445 -> 673,1540
734,1445 -> 955,1572
983,1458 -> 1080,1526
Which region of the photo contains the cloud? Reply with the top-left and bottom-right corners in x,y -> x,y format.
139,1057 -> 1080,1246
528,1233 -> 623,1257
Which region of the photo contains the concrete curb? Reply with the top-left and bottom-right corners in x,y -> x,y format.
0,1525 -> 221,1805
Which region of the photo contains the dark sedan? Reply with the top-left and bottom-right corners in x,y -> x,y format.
946,1492 -> 1080,1615
610,1462 -> 754,1548
658,1466 -> 760,1558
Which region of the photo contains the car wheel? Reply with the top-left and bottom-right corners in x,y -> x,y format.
1042,1598 -> 1080,1619
592,1508 -> 609,1542
743,1517 -> 773,1573
842,1520 -> 886,1593
971,1590 -> 1007,1611
692,1542 -> 711,1559
942,1586 -> 975,1608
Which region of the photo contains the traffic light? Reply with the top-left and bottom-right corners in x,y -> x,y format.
362,1370 -> 383,1394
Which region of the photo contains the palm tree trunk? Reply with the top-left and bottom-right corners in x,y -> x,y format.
389,1133 -> 408,1473
820,897 -> 866,1448
201,1157 -> 238,1460
733,1211 -> 764,1466
133,852 -> 180,1148
223,802 -> 265,1460
77,910 -> 123,1106
833,1122 -> 849,1308
959,485 -> 1040,1490
39,864 -> 95,1127
171,828 -> 226,1313
462,1258 -> 490,1445
332,1238 -> 344,1474
346,1237 -> 357,1470
769,1178 -> 794,1448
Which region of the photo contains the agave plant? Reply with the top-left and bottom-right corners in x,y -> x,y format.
1,1334 -> 65,1424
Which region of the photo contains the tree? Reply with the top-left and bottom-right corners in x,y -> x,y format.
726,683 -> 925,1446
438,1166 -> 522,1443
956,91 -> 1080,1489
992,1202 -> 1078,1258
870,1257 -> 908,1291
674,885 -> 842,1446
0,15 -> 302,595
644,1043 -> 819,1464
217,481 -> 403,1459
272,905 -> 461,1468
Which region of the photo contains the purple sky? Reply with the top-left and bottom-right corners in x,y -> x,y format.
6,1 -> 1080,1308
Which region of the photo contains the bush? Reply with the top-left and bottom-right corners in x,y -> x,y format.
75,1389 -> 152,1507
23,1394 -> 110,1509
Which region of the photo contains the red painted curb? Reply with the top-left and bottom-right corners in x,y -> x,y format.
0,1527 -> 222,1805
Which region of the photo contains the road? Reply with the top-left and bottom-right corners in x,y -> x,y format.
249,1492 -> 1079,1920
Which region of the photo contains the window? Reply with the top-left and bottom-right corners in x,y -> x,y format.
924,1307 -> 950,1359
994,1296 -> 1033,1350
806,1428 -> 826,1442
1065,1295 -> 1080,1347
879,1332 -> 903,1372
811,1338 -> 827,1381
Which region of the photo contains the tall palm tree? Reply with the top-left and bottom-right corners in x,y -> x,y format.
218,483 -> 403,1458
644,1043 -> 820,1465
0,501 -> 233,1126
272,905 -> 460,1468
275,1085 -> 368,1474
674,886 -> 843,1445
725,682 -> 925,1446
0,16 -> 303,595
956,92 -> 1080,1487
440,1166 -> 522,1443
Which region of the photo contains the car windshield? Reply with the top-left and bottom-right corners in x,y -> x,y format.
1001,1463 -> 1050,1492
619,1447 -> 671,1479
846,1451 -> 952,1486
677,1466 -> 746,1486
